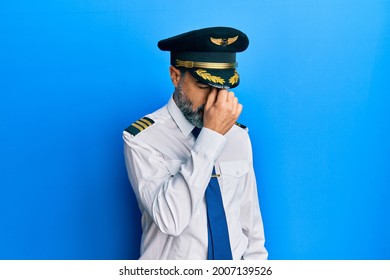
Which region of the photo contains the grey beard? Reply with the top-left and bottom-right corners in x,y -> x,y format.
174,84 -> 204,128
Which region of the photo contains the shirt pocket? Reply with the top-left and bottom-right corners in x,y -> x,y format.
219,160 -> 250,177
218,160 -> 250,210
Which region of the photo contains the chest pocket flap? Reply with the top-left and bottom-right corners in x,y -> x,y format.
219,160 -> 250,177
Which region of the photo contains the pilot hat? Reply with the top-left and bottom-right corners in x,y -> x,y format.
158,26 -> 249,89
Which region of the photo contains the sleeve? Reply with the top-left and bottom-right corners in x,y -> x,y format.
240,136 -> 268,260
123,128 -> 227,237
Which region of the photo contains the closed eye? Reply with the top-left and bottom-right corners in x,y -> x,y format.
196,81 -> 211,90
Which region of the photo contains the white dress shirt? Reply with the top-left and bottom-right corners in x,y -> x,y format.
123,96 -> 268,260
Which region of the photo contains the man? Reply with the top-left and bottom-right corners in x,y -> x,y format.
123,27 -> 267,260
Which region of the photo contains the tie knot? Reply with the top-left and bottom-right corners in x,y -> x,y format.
192,127 -> 201,139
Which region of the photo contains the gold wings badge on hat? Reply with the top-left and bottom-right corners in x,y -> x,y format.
210,35 -> 239,46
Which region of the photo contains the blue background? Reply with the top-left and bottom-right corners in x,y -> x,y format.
1,0 -> 389,259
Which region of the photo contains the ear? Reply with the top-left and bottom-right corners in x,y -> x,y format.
169,66 -> 182,87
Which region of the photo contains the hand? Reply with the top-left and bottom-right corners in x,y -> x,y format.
203,88 -> 243,135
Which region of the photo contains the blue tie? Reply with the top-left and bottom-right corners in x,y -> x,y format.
192,127 -> 233,260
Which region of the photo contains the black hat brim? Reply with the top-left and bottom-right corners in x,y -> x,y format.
187,68 -> 240,89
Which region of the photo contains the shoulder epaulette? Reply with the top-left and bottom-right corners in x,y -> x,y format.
235,121 -> 247,130
125,117 -> 155,136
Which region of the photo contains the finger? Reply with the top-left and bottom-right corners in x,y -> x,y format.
227,91 -> 235,103
205,87 -> 218,109
216,89 -> 228,103
237,103 -> 243,117
232,96 -> 239,111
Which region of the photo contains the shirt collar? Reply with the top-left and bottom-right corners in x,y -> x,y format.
167,96 -> 195,137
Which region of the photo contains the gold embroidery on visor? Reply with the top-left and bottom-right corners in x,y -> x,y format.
229,70 -> 239,85
195,69 -> 225,85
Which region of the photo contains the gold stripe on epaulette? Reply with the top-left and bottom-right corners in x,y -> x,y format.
235,122 -> 247,130
140,117 -> 152,126
140,118 -> 153,126
125,116 -> 155,136
131,122 -> 144,131
135,120 -> 148,129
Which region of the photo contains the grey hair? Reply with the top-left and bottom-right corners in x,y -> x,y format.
172,70 -> 204,128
